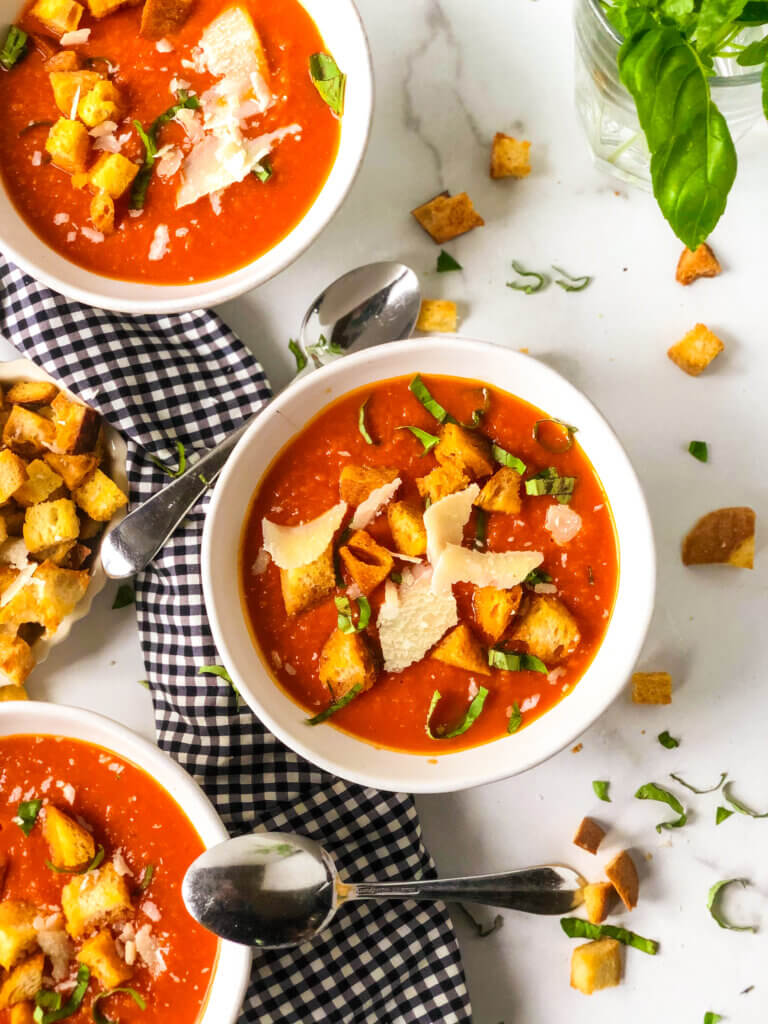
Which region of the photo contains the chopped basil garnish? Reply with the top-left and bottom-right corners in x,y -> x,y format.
198,665 -> 243,708
335,595 -> 371,634
507,260 -> 548,294
552,265 -> 592,292
46,844 -> 104,876
635,782 -> 687,832
437,250 -> 462,273
707,878 -> 757,932
306,683 -> 362,725
308,52 -> 346,116
703,1015 -> 723,1024
658,730 -> 680,749
390,571 -> 402,584
253,157 -> 273,183
592,780 -> 611,803
461,389 -> 489,429
716,806 -> 733,825
524,467 -> 575,504
723,781 -> 768,818
149,440 -> 186,478
409,374 -> 450,423
398,425 -> 440,453
670,771 -> 726,795
112,584 -> 135,610
138,863 -> 155,891
474,508 -> 487,550
34,991 -> 62,1017
0,25 -> 27,71
533,418 -> 578,454
456,903 -> 503,937
491,443 -> 526,474
507,701 -> 522,734
488,649 -> 547,673
560,918 -> 658,955
34,964 -> 89,1022
524,568 -> 552,587
689,440 -> 709,463
130,90 -> 200,209
17,798 -> 42,836
288,338 -> 307,373
358,397 -> 374,445
426,687 -> 488,739
92,985 -> 147,1024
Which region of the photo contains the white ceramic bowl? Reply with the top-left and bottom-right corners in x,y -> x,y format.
0,1 -> 373,313
0,701 -> 252,1022
202,338 -> 656,793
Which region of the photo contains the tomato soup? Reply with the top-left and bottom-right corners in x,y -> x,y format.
240,374 -> 619,755
0,735 -> 218,1022
0,0 -> 341,283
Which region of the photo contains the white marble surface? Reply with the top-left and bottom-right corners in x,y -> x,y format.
5,0 -> 768,1020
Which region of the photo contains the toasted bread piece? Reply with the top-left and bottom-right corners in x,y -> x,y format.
49,70 -> 102,116
339,530 -> 394,595
43,806 -> 96,871
3,407 -> 55,456
50,392 -> 100,454
511,594 -> 580,664
0,685 -> 29,702
0,903 -> 38,971
139,0 -> 195,37
5,382 -> 58,406
61,862 -> 133,940
431,623 -> 490,675
43,452 -> 98,490
472,585 -> 522,643
573,817 -> 606,855
668,323 -> 724,376
583,882 -> 615,925
318,628 -> 376,700
387,499 -> 427,557
279,544 -> 335,616
416,300 -> 457,333
0,560 -> 90,634
416,462 -> 470,505
0,636 -> 34,687
435,423 -> 494,479
44,49 -> 81,71
676,243 -> 721,285
339,465 -> 399,506
605,850 -> 639,911
490,133 -> 531,179
23,498 -> 80,553
570,939 -> 622,995
682,506 -> 755,569
475,467 -> 522,514
0,450 -> 28,504
72,468 -> 127,522
86,0 -> 128,16
13,460 -> 63,507
31,0 -> 83,35
77,929 -> 132,988
631,671 -> 671,705
0,953 -> 45,1010
411,191 -> 484,244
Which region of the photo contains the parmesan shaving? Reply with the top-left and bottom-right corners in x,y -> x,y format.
545,504 -> 583,545
148,224 -> 170,261
251,548 -> 270,575
349,477 -> 401,531
60,28 -> 90,44
431,545 -> 543,593
36,930 -> 73,981
423,484 -> 480,566
155,37 -> 174,52
377,569 -> 458,673
261,502 -> 347,570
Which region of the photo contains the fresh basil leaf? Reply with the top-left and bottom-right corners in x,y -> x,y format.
138,679 -> 150,690
253,157 -> 273,183
437,250 -> 462,273
707,877 -> 757,931
474,508 -> 487,550
723,780 -> 768,817
309,52 -> 346,116
716,806 -> 733,825
0,26 -> 27,70
35,990 -> 62,1015
334,595 -> 371,634
358,397 -> 374,445
507,260 -> 548,294
618,25 -> 737,249
635,782 -> 687,832
288,339 -> 307,373
409,374 -> 450,423
112,584 -> 135,610
149,440 -> 186,478
670,771 -> 726,794
92,985 -> 147,1024
306,682 -> 362,725
738,0 -> 768,21
426,687 -> 489,739
491,444 -> 526,474
695,0 -> 750,53
130,91 -> 199,209
198,665 -> 243,708
17,798 -> 42,836
593,780 -> 611,802
552,265 -> 592,292
507,701 -> 522,734
456,903 -> 503,937
398,425 -> 440,453
736,35 -> 768,64
533,418 -> 578,454
138,863 -> 155,891
762,59 -> 768,121
703,1014 -> 723,1024
688,440 -> 709,462
662,0 -> 695,19
658,730 -> 680,749
488,649 -> 548,673
36,965 -> 90,1022
560,917 -> 658,954
524,467 -> 576,503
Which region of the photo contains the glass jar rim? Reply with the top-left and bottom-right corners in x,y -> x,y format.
587,0 -> 764,87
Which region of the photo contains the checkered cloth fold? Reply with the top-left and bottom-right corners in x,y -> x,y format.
0,259 -> 472,1024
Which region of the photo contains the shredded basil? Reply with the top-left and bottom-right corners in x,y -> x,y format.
491,443 -> 526,474
46,844 -> 104,876
34,991 -> 62,1018
306,333 -> 344,362
34,965 -> 90,1022
198,665 -> 243,708
358,397 -> 374,445
308,52 -> 346,116
138,863 -> 155,891
398,425 -> 440,454
507,701 -> 522,734
138,679 -> 150,690
707,878 -> 757,932
17,798 -> 42,836
635,782 -> 687,832
560,918 -> 658,955
130,90 -> 200,209
409,374 -> 450,423
552,265 -> 592,292
723,781 -> 768,818
253,157 -> 273,183
670,771 -> 726,795
533,418 -> 578,454
524,467 -> 575,504
437,250 -> 462,273
0,25 -> 27,71
507,260 -> 548,294
658,730 -> 680,749
716,806 -> 733,826
524,568 -> 552,587
306,683 -> 362,725
92,986 -> 146,1024
592,780 -> 611,802
426,687 -> 489,739
456,903 -> 503,937
703,1014 -> 723,1024
149,440 -> 187,478
288,339 -> 307,373
689,440 -> 709,463
112,584 -> 135,610
474,508 -> 487,550
488,649 -> 547,673
335,595 -> 371,634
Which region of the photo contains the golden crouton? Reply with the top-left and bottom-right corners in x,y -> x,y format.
3,406 -> 55,456
23,498 -> 80,553
0,560 -> 89,634
10,1003 -> 35,1024
87,0 -> 128,16
583,882 -> 615,926
570,939 -> 622,995
279,545 -> 335,616
89,191 -> 115,234
431,623 -> 490,675
411,191 -> 484,244
50,393 -> 100,455
605,850 -> 639,911
0,516 -> 7,544
0,953 -> 45,1010
490,132 -> 531,179
435,423 -> 494,479
318,627 -> 376,700
667,323 -> 724,376
31,0 -> 83,35
2,508 -> 23,537
13,460 -> 63,507
72,469 -> 127,521
682,506 -> 755,569
87,152 -> 140,199
339,465 -> 399,506
339,530 -> 394,595
0,903 -> 37,971
0,686 -> 28,702
0,450 -> 28,504
77,929 -> 132,988
43,806 -> 96,870
49,70 -> 102,117
416,300 -> 457,333
631,671 -> 672,705
61,862 -> 133,940
140,0 -> 196,38
62,542 -> 92,569
79,80 -> 124,127
44,452 -> 97,490
44,49 -> 81,72
416,462 -> 469,505
511,594 -> 580,664
6,382 -> 58,406
573,816 -> 606,855
387,499 -> 427,557
0,636 -> 34,687
472,585 -> 522,642
475,467 -> 522,514
676,243 -> 721,285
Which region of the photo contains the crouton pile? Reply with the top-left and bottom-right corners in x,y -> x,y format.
0,379 -> 127,700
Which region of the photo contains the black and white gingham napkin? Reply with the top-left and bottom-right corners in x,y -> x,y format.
0,259 -> 472,1024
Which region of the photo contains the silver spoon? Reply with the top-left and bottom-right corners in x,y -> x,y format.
182,831 -> 586,949
100,261 -> 421,580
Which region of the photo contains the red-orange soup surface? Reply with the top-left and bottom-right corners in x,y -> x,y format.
0,734 -> 218,1022
0,0 -> 340,283
240,375 -> 620,755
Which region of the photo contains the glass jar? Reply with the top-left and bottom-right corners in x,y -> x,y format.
574,0 -> 765,190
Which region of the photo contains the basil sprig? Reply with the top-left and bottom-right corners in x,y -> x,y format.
670,771 -> 726,794
309,52 -> 346,116
335,595 -> 371,634
426,687 -> 489,739
635,782 -> 687,832
306,683 -> 362,725
506,260 -> 548,294
560,917 -> 658,955
92,985 -> 147,1024
707,878 -> 757,932
524,468 -> 576,504
34,964 -> 90,1023
0,25 -> 27,70
130,90 -> 200,209
488,648 -> 548,673
552,265 -> 592,292
149,439 -> 187,478
722,780 -> 768,817
491,443 -> 526,474
17,798 -> 42,836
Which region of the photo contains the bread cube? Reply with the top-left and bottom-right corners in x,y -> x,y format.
431,623 -> 489,675
0,516 -> 7,544
279,545 -> 335,616
13,459 -> 63,507
44,452 -> 97,490
10,1002 -> 35,1024
3,406 -> 55,455
6,382 -> 58,406
31,0 -> 83,35
140,0 -> 195,37
668,323 -> 724,376
631,671 -> 672,705
416,462 -> 469,505
0,903 -> 38,971
339,465 -> 399,506
318,627 -> 376,700
573,816 -> 606,855
682,506 -> 755,569
387,499 -> 427,557
583,882 -> 615,925
475,467 -> 522,514
23,497 -> 80,553
61,862 -> 132,939
49,70 -> 102,117
88,152 -> 140,199
50,392 -> 100,454
72,469 -> 127,521
511,594 -> 581,664
570,939 -> 622,995
77,929 -> 132,988
89,191 -> 115,234
3,508 -> 24,537
490,132 -> 531,179
46,116 -> 90,173
62,542 -> 92,569
0,560 -> 89,634
0,450 -> 28,504
339,530 -> 393,595
435,423 -> 494,479
0,953 -> 45,1010
0,635 -> 35,687
605,850 -> 639,911
473,585 -> 521,643
78,80 -> 124,128
676,243 -> 721,286
0,685 -> 28,702
43,806 -> 96,870
87,0 -> 128,17
411,191 -> 484,244
416,300 -> 457,333
44,49 -> 81,71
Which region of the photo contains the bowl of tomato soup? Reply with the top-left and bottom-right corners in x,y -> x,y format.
0,0 -> 372,311
0,702 -> 251,1023
202,338 -> 655,793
